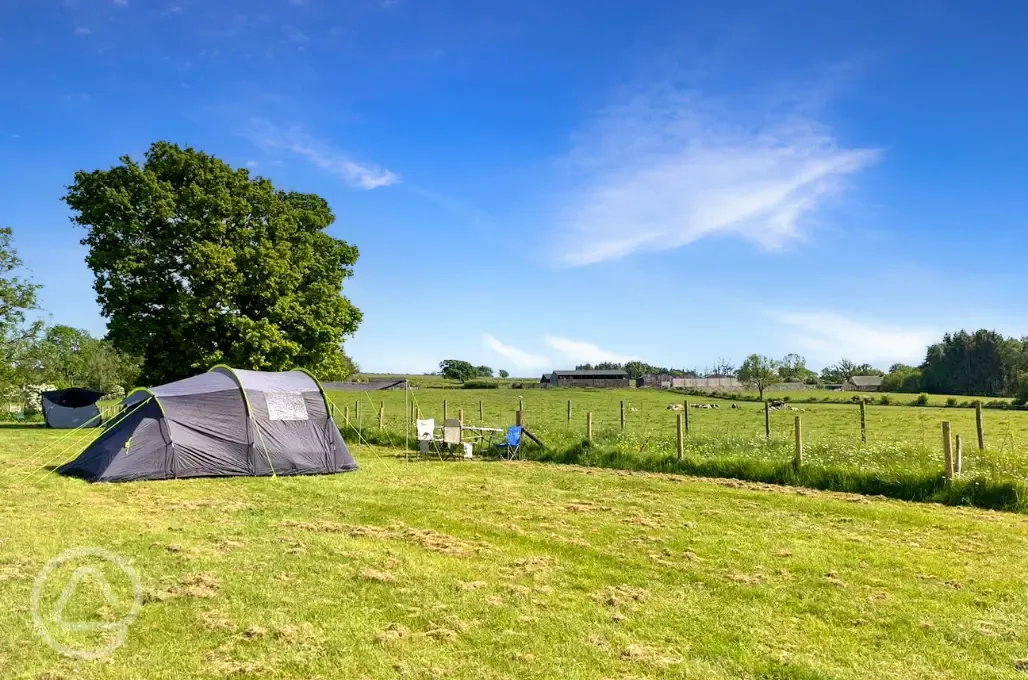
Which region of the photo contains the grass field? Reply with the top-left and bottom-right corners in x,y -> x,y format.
3,426 -> 1028,678
333,387 -> 1028,480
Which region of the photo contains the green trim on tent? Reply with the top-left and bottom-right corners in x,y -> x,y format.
207,364 -> 254,417
294,367 -> 335,416
125,387 -> 165,416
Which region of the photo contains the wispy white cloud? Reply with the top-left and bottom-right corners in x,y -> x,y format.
246,160 -> 258,168
774,311 -> 933,365
245,118 -> 399,190
283,26 -> 309,44
113,0 -> 129,6
545,336 -> 636,365
73,26 -> 91,35
553,87 -> 880,265
483,335 -> 549,371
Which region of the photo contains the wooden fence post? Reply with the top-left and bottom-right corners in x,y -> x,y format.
479,400 -> 484,421
443,400 -> 448,421
357,400 -> 362,428
684,401 -> 689,434
620,401 -> 626,430
859,400 -> 867,444
676,413 -> 684,462
975,401 -> 985,450
793,416 -> 803,471
586,412 -> 593,442
955,434 -> 963,475
516,410 -> 524,428
344,406 -> 349,424
942,421 -> 954,482
459,408 -> 464,425
567,399 -> 572,424
378,405 -> 384,431
519,397 -> 524,414
764,401 -> 771,439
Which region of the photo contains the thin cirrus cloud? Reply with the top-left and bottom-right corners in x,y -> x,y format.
774,311 -> 935,365
544,336 -> 636,365
482,335 -> 549,371
244,118 -> 399,190
553,87 -> 881,266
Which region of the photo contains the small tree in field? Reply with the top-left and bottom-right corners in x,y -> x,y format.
498,369 -> 509,379
737,354 -> 779,401
439,359 -> 476,383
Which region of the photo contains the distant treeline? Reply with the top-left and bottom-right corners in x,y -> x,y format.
884,330 -> 1028,400
574,361 -> 734,380
579,330 -> 1028,402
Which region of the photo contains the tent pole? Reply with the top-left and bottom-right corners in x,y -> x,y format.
404,379 -> 409,461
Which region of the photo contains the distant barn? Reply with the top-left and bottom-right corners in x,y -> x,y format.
543,370 -> 632,389
845,376 -> 884,392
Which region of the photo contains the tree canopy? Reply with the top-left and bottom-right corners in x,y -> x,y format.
63,142 -> 362,385
820,359 -> 883,384
439,360 -> 477,382
737,354 -> 779,400
778,354 -> 816,383
0,227 -> 42,390
920,330 -> 1026,397
29,325 -> 139,393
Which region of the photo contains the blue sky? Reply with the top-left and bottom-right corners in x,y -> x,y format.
2,0 -> 1028,376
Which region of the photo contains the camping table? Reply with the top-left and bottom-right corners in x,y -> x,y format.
461,426 -> 504,454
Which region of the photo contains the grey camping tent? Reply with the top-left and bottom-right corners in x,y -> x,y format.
41,388 -> 105,429
58,366 -> 357,482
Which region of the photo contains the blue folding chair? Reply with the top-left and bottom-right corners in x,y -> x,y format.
493,425 -> 523,460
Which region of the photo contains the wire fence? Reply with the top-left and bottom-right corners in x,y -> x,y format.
326,390 -> 1028,481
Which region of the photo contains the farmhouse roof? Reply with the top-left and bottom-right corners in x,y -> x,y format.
849,375 -> 884,387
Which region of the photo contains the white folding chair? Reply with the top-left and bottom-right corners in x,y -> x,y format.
442,418 -> 462,459
416,418 -> 437,455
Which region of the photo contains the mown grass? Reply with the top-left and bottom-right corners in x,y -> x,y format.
4,426 -> 1028,678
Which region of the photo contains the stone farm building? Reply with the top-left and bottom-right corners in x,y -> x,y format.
542,370 -> 632,388
844,375 -> 884,392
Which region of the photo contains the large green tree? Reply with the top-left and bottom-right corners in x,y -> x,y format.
439,360 -> 477,383
63,142 -> 362,384
920,330 -> 1019,397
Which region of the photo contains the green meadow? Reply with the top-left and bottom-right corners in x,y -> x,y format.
335,386 -> 1028,479
3,426 -> 1028,679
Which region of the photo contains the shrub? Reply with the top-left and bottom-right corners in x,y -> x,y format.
878,395 -> 892,405
946,397 -> 958,407
461,380 -> 499,390
914,393 -> 930,406
783,396 -> 791,402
